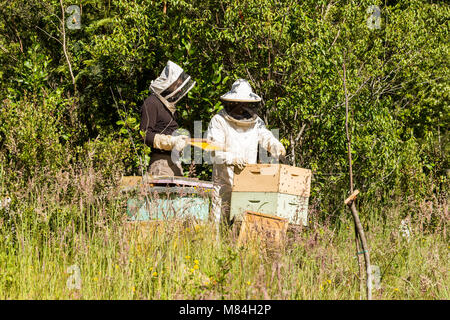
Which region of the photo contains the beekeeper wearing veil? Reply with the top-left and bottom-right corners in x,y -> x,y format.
206,79 -> 286,228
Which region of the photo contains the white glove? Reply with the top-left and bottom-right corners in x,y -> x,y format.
270,142 -> 286,158
153,134 -> 188,151
232,157 -> 247,171
170,135 -> 189,151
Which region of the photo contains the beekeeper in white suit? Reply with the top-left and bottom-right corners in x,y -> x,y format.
206,79 -> 286,228
140,60 -> 196,176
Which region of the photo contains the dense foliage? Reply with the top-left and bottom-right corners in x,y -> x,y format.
0,0 -> 448,301
0,0 -> 448,217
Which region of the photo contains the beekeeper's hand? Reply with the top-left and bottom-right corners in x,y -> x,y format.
270,141 -> 286,158
170,135 -> 189,151
232,156 -> 247,171
153,134 -> 189,151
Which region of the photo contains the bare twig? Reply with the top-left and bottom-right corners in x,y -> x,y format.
344,189 -> 360,205
60,0 -> 76,91
342,59 -> 373,300
36,25 -> 63,45
295,123 -> 307,143
0,44 -> 18,62
328,28 -> 340,52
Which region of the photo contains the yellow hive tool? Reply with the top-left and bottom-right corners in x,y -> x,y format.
188,138 -> 224,151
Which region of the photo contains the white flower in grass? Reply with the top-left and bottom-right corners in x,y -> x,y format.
399,219 -> 411,242
0,196 -> 11,209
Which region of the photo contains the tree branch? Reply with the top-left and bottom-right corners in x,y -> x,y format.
60,0 -> 76,91
342,59 -> 373,300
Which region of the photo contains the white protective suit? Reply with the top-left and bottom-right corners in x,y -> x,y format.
206,80 -> 285,225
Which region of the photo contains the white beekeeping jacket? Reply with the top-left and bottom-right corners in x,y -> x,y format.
206,109 -> 281,223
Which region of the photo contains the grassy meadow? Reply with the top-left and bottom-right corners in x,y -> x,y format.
0,166 -> 447,300
0,0 -> 448,301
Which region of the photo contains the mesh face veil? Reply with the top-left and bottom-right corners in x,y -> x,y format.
223,101 -> 258,121
150,61 -> 196,109
165,78 -> 196,103
160,72 -> 196,104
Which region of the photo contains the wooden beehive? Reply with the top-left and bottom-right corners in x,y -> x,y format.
120,176 -> 213,222
230,191 -> 308,226
238,211 -> 288,248
232,164 -> 311,197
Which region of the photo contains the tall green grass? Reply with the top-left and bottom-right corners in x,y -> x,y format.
0,166 -> 448,299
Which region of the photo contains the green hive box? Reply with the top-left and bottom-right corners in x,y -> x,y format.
230,191 -> 309,226
124,185 -> 212,222
230,164 -> 311,226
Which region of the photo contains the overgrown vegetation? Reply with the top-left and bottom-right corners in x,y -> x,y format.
0,0 -> 448,299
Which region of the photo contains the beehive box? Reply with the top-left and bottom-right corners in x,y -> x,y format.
232,164 -> 311,197
238,211 -> 288,248
120,176 -> 213,222
126,186 -> 212,221
230,191 -> 308,226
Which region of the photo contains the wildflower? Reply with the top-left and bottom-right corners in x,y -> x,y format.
394,288 -> 399,292
152,271 -> 158,277
0,197 -> 11,209
149,267 -> 153,271
185,255 -> 191,260
399,219 -> 411,242
130,258 -> 134,263
204,281 -> 210,286
132,286 -> 136,293
190,268 -> 195,273
194,259 -> 199,265
247,281 -> 251,285
327,279 -> 332,284
193,265 -> 199,270
115,264 -> 119,270
93,277 -> 98,282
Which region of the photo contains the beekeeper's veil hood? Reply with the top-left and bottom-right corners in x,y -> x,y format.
150,60 -> 196,113
220,79 -> 261,123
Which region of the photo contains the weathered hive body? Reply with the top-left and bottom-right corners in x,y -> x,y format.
121,176 -> 213,222
230,164 -> 312,226
238,211 -> 289,248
